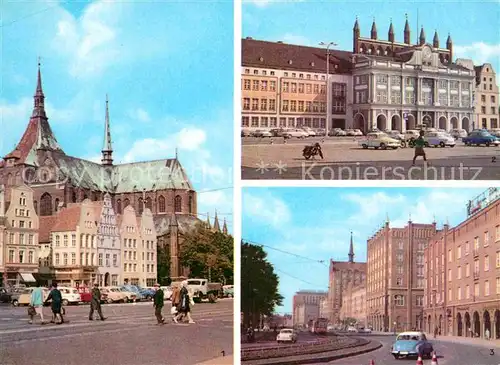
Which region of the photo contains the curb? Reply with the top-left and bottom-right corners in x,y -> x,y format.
196,355 -> 233,364
243,340 -> 383,365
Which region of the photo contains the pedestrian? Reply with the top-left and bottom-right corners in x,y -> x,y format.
89,283 -> 106,321
44,283 -> 65,324
171,284 -> 181,323
175,281 -> 195,324
486,328 -> 490,340
153,283 -> 165,325
28,284 -> 46,325
412,130 -> 429,166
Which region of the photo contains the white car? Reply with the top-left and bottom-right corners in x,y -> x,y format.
347,326 -> 358,333
353,129 -> 364,136
424,132 -> 456,147
449,128 -> 468,139
301,127 -> 316,137
283,128 -> 308,139
276,328 -> 297,343
359,132 -> 401,150
346,129 -> 356,136
404,130 -> 420,141
56,287 -> 82,306
386,130 -> 405,140
252,129 -> 272,138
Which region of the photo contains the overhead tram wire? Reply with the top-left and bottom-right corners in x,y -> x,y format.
274,268 -> 328,290
197,187 -> 233,194
242,238 -> 327,266
0,2 -> 69,28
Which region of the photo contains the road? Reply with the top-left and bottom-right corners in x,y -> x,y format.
318,335 -> 500,365
242,331 -> 326,349
0,299 -> 233,365
242,140 -> 500,180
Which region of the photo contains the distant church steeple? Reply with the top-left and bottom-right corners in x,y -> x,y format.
370,18 -> 378,40
348,231 -> 355,263
213,210 -> 221,232
101,95 -> 113,166
223,218 -> 228,235
433,30 -> 440,48
419,26 -> 426,45
388,18 -> 395,42
404,14 -> 411,44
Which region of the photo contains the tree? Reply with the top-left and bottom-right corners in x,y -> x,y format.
241,241 -> 283,328
180,223 -> 234,284
156,245 -> 171,286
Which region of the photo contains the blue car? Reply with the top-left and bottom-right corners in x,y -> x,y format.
462,130 -> 500,147
121,285 -> 145,301
391,331 -> 434,359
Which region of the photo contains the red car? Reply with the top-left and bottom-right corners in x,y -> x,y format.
76,286 -> 92,303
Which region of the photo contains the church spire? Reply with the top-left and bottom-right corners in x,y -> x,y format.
101,95 -> 113,166
213,210 -> 221,232
388,18 -> 395,42
404,13 -> 411,44
348,231 -> 355,263
223,218 -> 228,235
206,213 -> 211,230
370,17 -> 378,40
32,59 -> 46,118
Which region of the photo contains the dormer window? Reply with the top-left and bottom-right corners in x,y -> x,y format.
288,60 -> 293,65
311,62 -> 315,67
259,57 -> 263,62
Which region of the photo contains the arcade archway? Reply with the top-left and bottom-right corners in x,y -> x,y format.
484,311 -> 491,337
376,114 -> 387,131
104,272 -> 110,287
450,117 -> 459,129
438,116 -> 447,130
464,312 -> 471,337
462,117 -> 471,131
354,113 -> 365,132
457,313 -> 463,337
406,114 -> 416,130
495,310 -> 500,339
473,311 -> 480,337
391,114 -> 402,131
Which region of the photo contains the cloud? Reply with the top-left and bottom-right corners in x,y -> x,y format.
243,192 -> 291,228
454,42 -> 500,66
127,108 -> 151,123
343,191 -> 406,226
197,190 -> 233,224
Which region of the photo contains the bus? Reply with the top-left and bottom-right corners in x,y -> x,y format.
308,318 -> 328,335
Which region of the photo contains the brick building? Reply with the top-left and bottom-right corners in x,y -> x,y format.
367,219 -> 436,332
292,290 -> 328,327
340,280 -> 367,326
327,233 -> 367,324
0,65 -> 201,279
424,188 -> 500,339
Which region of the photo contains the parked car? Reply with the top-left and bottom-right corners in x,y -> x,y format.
316,128 -> 326,136
270,128 -> 285,137
362,327 -> 372,333
13,287 -> 50,307
276,328 -> 297,343
328,128 -> 342,136
135,286 -> 156,301
336,129 -> 347,136
282,129 -> 308,139
386,130 -> 405,141
301,127 -> 316,137
359,132 -> 401,150
353,129 -> 363,136
489,128 -> 500,138
423,132 -> 456,148
462,130 -> 500,146
404,130 -> 420,141
117,286 -> 139,302
223,285 -> 234,298
347,326 -> 358,333
0,288 -> 12,303
76,286 -> 92,304
57,286 -> 82,306
345,129 -> 356,136
391,331 -> 434,359
449,128 -> 468,139
252,129 -> 272,138
101,287 -> 128,304
241,128 -> 252,137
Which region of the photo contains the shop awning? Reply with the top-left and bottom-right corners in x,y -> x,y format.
20,273 -> 36,282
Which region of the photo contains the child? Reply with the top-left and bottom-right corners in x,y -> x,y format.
412,130 -> 429,166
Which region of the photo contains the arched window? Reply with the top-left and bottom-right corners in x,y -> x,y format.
124,198 -> 130,208
145,197 -> 152,210
158,196 -> 166,213
116,199 -> 122,214
40,193 -> 52,216
34,201 -> 38,214
188,196 -> 193,214
71,191 -> 77,203
138,198 -> 144,215
174,195 -> 182,213
55,198 -> 60,212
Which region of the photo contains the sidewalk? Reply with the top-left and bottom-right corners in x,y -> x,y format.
196,355 -> 233,364
423,333 -> 500,348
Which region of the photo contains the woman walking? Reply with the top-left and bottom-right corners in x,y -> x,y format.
44,283 -> 65,324
175,281 -> 195,324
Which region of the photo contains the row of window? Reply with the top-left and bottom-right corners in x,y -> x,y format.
367,295 -> 424,308
53,234 -> 156,249
7,250 -> 35,264
123,250 -> 155,262
427,279 -> 500,305
242,116 -> 327,128
14,208 -> 30,218
242,98 -> 277,112
480,106 -> 497,115
7,232 -> 35,245
243,97 -> 346,114
479,94 -> 496,104
282,82 -> 325,94
10,220 -> 33,228
54,252 -> 118,267
244,68 -> 326,81
124,263 -> 156,273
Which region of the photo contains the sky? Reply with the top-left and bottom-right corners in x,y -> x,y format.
0,0 -> 234,230
242,187 -> 489,313
243,0 -> 500,78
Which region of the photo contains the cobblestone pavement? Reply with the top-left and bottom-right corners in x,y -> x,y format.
0,299 -> 233,365
242,142 -> 500,180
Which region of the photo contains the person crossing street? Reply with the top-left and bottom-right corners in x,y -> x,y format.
44,283 -> 66,324
28,284 -> 46,325
412,130 -> 430,166
153,283 -> 165,325
89,283 -> 106,321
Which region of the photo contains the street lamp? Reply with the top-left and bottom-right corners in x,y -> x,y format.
320,41 -> 338,136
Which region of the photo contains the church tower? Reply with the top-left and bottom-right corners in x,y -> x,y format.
388,19 -> 395,43
404,14 -> 411,44
353,16 -> 360,53
348,231 -> 355,263
419,27 -> 426,46
433,30 -> 440,48
101,95 -> 113,166
370,18 -> 378,40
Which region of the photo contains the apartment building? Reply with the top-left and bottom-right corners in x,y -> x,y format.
340,280 -> 367,326
292,290 -> 328,327
474,64 -> 499,129
367,220 -> 436,332
424,188 -> 500,339
242,37 -> 353,132
0,185 -> 39,286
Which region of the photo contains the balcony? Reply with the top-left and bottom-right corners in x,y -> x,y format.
473,271 -> 480,280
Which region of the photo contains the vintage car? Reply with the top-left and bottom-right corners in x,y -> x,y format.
76,286 -> 92,303
449,128 -> 468,139
223,285 -> 234,298
359,132 -> 401,150
282,128 -> 308,139
301,127 -> 317,137
391,331 -> 434,359
386,130 -> 405,141
101,287 -> 128,303
12,287 -> 50,307
462,130 -> 500,146
276,328 -> 297,343
252,129 -> 273,138
423,132 -> 456,148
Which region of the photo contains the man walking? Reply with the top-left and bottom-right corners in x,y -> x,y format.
29,284 -> 46,325
412,130 -> 430,166
89,283 -> 106,321
44,283 -> 65,324
153,283 -> 164,325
